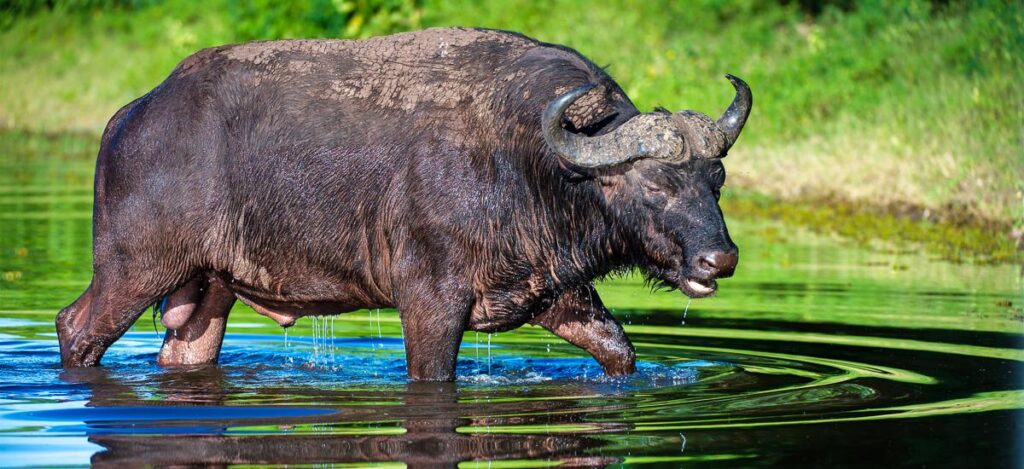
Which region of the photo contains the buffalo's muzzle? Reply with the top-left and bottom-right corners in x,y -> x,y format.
695,249 -> 738,279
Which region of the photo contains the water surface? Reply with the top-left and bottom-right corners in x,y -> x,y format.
1,146 -> 1021,467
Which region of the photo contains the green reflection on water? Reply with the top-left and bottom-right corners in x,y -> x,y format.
632,327 -> 1024,362
630,390 -> 1024,432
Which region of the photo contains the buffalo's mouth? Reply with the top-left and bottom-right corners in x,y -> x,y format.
653,264 -> 720,299
680,276 -> 718,298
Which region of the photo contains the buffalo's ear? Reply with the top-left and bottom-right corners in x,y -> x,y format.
578,111 -> 622,136
554,154 -> 598,181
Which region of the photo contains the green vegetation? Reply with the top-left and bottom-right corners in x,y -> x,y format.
1,0 -> 1020,258
721,189 -> 1021,263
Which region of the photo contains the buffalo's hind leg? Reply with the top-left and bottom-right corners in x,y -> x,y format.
56,273 -> 170,368
157,275 -> 235,366
530,284 -> 636,376
55,282 -> 96,365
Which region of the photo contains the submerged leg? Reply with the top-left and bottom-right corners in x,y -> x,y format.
530,284 -> 636,376
399,292 -> 472,382
157,275 -> 236,366
394,254 -> 473,381
56,274 -> 168,368
55,282 -> 96,365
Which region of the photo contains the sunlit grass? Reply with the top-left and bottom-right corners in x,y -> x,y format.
1,1 -> 1020,227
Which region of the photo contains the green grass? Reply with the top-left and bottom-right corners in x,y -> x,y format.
1,0 -> 1021,235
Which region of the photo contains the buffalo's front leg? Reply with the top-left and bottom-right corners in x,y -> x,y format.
394,252 -> 474,381
531,285 -> 636,376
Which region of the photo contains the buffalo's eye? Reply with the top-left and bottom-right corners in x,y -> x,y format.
646,184 -> 680,201
643,184 -> 665,196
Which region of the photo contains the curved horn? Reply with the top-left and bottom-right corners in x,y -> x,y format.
542,84 -> 657,169
716,74 -> 752,148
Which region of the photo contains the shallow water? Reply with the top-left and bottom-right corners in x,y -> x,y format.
1,151 -> 1022,467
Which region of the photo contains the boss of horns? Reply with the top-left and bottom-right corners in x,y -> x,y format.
543,74 -> 752,168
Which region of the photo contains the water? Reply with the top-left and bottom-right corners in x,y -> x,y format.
0,147 -> 1022,466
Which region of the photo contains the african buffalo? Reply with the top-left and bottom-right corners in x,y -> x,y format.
56,28 -> 750,381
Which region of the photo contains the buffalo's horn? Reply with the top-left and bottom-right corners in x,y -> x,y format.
542,84 -> 662,169
716,74 -> 752,148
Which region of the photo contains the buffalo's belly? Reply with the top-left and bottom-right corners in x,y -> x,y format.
218,271 -> 390,327
234,293 -> 374,327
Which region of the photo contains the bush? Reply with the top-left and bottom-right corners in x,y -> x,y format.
227,0 -> 419,41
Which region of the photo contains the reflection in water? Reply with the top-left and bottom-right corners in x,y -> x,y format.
54,368 -> 614,467
0,151 -> 1022,466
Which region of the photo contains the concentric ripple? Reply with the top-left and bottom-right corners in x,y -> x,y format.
0,309 -> 1020,467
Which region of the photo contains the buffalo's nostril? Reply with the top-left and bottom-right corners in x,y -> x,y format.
698,250 -> 738,277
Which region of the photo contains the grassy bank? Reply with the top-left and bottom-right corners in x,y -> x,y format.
1,0 -> 1021,251
720,189 -> 1021,264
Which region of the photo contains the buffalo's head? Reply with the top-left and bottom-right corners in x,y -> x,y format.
543,75 -> 752,298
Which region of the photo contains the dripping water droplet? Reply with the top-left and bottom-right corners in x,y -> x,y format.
372,309 -> 380,350
474,331 -> 480,375
376,308 -> 383,346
